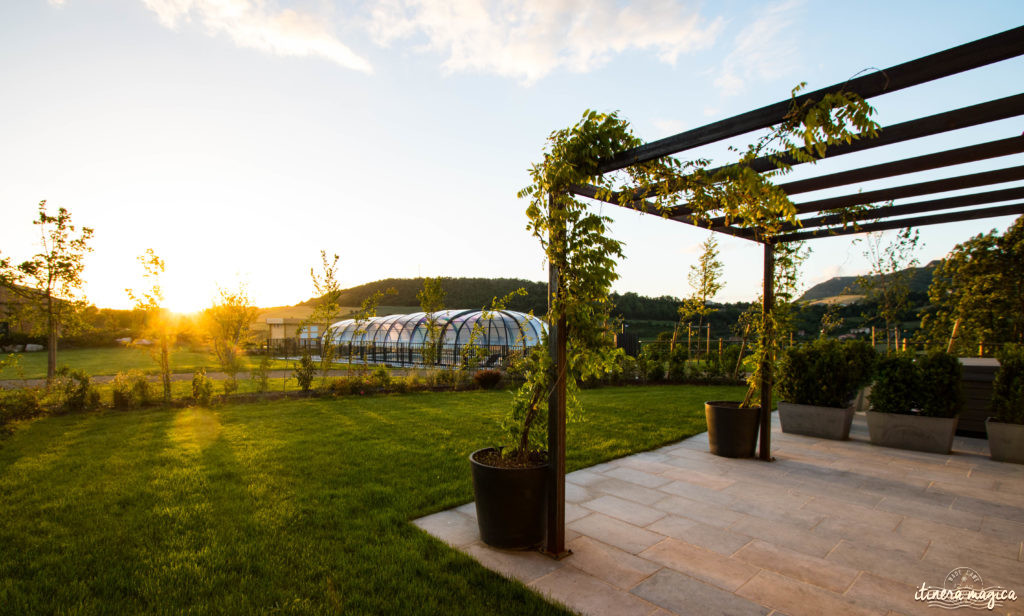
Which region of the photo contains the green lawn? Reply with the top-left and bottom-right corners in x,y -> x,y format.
0,384 -> 738,614
0,347 -> 327,380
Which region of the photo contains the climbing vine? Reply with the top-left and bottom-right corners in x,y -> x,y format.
500,84 -> 879,462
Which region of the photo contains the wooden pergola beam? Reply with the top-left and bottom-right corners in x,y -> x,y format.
772,202 -> 1024,243
596,26 -> 1024,173
779,187 -> 1024,233
777,136 -> 1024,195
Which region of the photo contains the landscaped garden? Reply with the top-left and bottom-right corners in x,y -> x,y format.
0,384 -> 739,614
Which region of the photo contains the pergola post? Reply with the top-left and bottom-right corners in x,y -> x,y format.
759,241 -> 774,461
545,193 -> 569,558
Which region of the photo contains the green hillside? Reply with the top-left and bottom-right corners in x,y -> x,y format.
799,261 -> 939,303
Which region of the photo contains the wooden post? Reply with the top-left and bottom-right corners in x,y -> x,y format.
545,193 -> 568,559
871,326 -> 876,349
947,317 -> 962,354
759,242 -> 774,462
706,326 -> 711,357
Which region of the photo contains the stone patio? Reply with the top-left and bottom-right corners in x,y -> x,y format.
415,413 -> 1024,616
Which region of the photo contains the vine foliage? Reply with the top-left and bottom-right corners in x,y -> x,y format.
506,85 -> 878,462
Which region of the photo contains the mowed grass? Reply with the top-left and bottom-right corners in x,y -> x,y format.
0,347 -> 311,380
0,384 -> 739,615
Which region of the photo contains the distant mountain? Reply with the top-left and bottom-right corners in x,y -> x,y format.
298,277 -> 549,315
799,261 -> 939,304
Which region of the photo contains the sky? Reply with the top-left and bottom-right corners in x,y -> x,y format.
1,0 -> 1022,313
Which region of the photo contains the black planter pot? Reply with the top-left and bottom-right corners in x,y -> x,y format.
705,401 -> 760,458
470,448 -> 548,549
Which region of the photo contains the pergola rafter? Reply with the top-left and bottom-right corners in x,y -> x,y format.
542,25 -> 1024,558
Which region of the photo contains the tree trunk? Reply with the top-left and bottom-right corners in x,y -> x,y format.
46,295 -> 56,384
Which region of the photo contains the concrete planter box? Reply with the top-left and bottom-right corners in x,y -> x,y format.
986,418 -> 1024,464
866,411 -> 958,454
778,402 -> 854,440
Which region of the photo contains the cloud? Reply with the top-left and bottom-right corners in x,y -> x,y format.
141,0 -> 373,73
713,0 -> 801,96
368,0 -> 723,84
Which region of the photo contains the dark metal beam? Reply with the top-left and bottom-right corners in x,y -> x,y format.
625,94 -> 1024,206
777,136 -> 1024,195
596,27 -> 1024,173
773,202 -> 1024,243
784,187 -> 1024,232
759,243 -> 774,462
789,165 -> 1024,214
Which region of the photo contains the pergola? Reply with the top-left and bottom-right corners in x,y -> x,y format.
543,26 -> 1024,557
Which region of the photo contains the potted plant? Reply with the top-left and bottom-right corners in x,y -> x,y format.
867,351 -> 962,454
987,345 -> 1024,464
777,338 -> 876,440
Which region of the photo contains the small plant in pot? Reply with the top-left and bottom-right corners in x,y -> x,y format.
867,351 -> 962,454
987,344 -> 1024,464
777,338 -> 876,440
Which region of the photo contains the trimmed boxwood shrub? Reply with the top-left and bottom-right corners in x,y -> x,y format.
992,344 -> 1024,424
777,338 -> 876,408
869,353 -> 921,415
869,351 -> 962,417
917,351 -> 962,418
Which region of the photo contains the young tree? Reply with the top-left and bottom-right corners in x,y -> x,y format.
857,228 -> 920,352
0,201 -> 94,383
306,251 -> 344,387
126,249 -> 175,403
203,284 -> 259,394
672,235 -> 724,355
348,286 -> 396,372
416,277 -> 446,366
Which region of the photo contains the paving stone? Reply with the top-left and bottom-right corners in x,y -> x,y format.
564,536 -> 661,590
876,496 -> 983,531
735,570 -> 880,616
583,495 -> 667,527
618,457 -> 681,476
463,542 -> 564,583
898,517 -> 1023,562
732,539 -> 860,594
724,495 -> 823,529
646,515 -> 751,556
455,501 -> 477,518
591,477 -> 670,505
811,517 -> 928,559
565,503 -> 592,523
605,466 -> 675,489
568,469 -> 609,486
951,494 -> 1024,521
824,540 -> 950,589
801,495 -> 904,530
631,568 -> 770,616
728,515 -> 840,558
639,537 -> 759,592
921,541 -> 1024,585
568,512 -> 664,555
658,480 -> 737,506
979,515 -> 1024,540
840,572 -> 934,616
660,467 -> 736,490
412,510 -> 479,547
652,495 -> 745,529
529,564 -> 656,616
565,481 -> 594,503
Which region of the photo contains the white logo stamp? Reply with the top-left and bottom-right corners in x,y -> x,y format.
915,567 -> 1018,610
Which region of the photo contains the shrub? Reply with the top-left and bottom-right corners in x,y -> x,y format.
992,344 -> 1024,424
111,370 -> 152,410
191,368 -> 214,406
778,338 -> 877,408
370,366 -> 392,389
293,351 -> 316,393
54,367 -> 101,413
0,387 -> 43,425
250,354 -> 271,393
473,369 -> 502,390
869,353 -> 921,415
916,351 -> 962,418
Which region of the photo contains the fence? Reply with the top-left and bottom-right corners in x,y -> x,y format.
264,338 -> 525,369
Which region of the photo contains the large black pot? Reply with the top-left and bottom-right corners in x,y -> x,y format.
470,448 -> 548,549
705,401 -> 760,458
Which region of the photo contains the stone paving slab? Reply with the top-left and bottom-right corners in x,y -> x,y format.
415,413 -> 1024,615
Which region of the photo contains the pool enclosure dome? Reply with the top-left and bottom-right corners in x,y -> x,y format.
324,309 -> 548,367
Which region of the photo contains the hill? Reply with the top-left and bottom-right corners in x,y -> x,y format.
298,277 -> 550,315
799,261 -> 939,304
